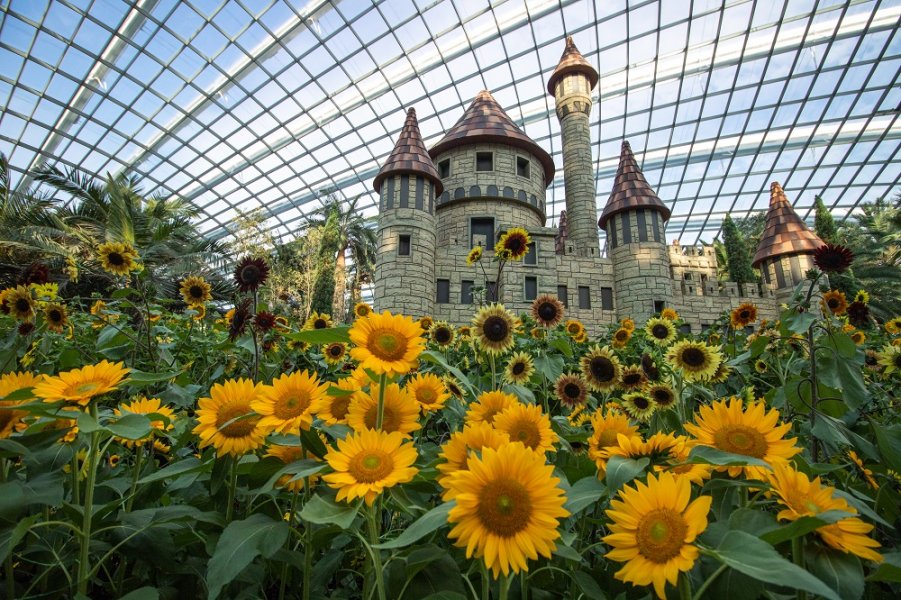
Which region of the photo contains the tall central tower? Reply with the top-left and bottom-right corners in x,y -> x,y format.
547,36 -> 600,256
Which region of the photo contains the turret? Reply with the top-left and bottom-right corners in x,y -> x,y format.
548,36 -> 600,256
600,141 -> 673,321
373,108 -> 443,317
753,182 -> 824,301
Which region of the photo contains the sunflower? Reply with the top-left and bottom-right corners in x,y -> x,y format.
666,341 -> 721,383
323,428 -> 418,505
445,443 -> 569,578
848,450 -> 879,490
622,392 -> 656,422
884,316 -> 901,335
813,243 -> 854,273
191,305 -> 206,321
322,342 -> 347,365
465,390 -> 518,426
354,302 -> 372,318
266,444 -> 321,492
312,378 -> 362,425
620,366 -> 647,391
822,290 -> 848,316
252,370 -> 328,434
604,472 -> 712,599
504,352 -> 535,385
730,302 -> 757,328
466,246 -> 483,265
644,317 -> 676,346
254,311 -> 277,333
304,311 -> 333,330
229,300 -> 252,340
494,227 -> 531,261
588,411 -> 639,474
34,360 -> 129,406
1,372 -> 42,438
660,307 -> 679,321
193,378 -> 270,457
97,241 -> 139,275
405,372 -> 450,413
437,421 -> 510,490
179,275 -> 211,307
457,325 -> 472,340
493,403 -> 557,455
645,383 -> 676,410
429,321 -> 455,348
233,256 -> 270,292
684,396 -> 800,479
611,327 -> 631,348
472,304 -> 516,355
565,319 -> 585,338
531,294 -> 564,327
6,286 -> 35,322
113,396 -> 175,447
555,374 -> 588,407
641,353 -> 661,381
709,362 -> 732,383
876,344 -> 901,375
43,303 -> 68,332
847,301 -> 870,328
767,463 -> 882,562
443,375 -> 466,400
346,382 -> 421,437
348,311 -> 425,377
572,329 -> 588,343
854,290 -> 869,304
620,318 -> 635,332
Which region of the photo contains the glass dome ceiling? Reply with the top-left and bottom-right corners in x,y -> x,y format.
1,0 -> 899,250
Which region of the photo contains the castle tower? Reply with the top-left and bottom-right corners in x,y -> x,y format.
547,36 -> 600,256
372,108 -> 443,317
599,141 -> 673,321
753,182 -> 824,302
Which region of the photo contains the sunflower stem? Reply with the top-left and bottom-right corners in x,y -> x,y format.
71,452 -> 81,505
481,563 -> 490,600
490,352 -> 497,390
806,323 -> 820,464
376,373 -> 387,430
520,570 -> 528,600
225,456 -> 239,522
2,458 -> 14,600
692,563 -> 728,600
499,572 -> 512,600
125,445 -> 144,513
365,505 -> 387,600
791,536 -> 808,600
76,403 -> 101,596
278,489 -> 300,600
302,446 -> 313,600
678,571 -> 692,600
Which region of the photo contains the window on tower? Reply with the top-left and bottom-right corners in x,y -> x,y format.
578,286 -> 591,309
524,242 -> 537,265
470,217 -> 495,249
438,159 -> 450,178
398,234 -> 411,256
524,276 -> 537,301
436,279 -> 450,304
516,156 -> 530,178
476,152 -> 493,171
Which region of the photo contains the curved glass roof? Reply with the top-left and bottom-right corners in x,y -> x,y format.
1,0 -> 899,249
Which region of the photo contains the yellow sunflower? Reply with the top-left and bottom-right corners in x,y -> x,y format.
312,378 -> 362,425
876,344 -> 901,374
472,304 -> 516,355
531,294 -> 565,328
252,370 -> 328,434
767,463 -> 882,562
645,317 -> 677,346
429,321 -> 455,348
645,383 -> 677,410
660,307 -> 679,321
555,374 -> 588,407
97,241 -> 139,275
611,327 -> 631,348
821,290 -> 848,316
622,392 -> 656,422
572,329 -> 588,343
683,396 -> 800,479
619,365 -> 647,391
666,340 -> 721,382
6,286 -> 35,322
730,302 -> 758,329
266,444 -> 321,492
179,275 -> 212,307
530,326 -> 545,340
34,360 -> 129,406
494,227 -> 531,261
504,352 -> 535,385
353,302 -> 372,318
1,371 -> 42,438
348,311 -> 425,377
493,403 -> 557,454
848,450 -> 879,490
603,433 -> 683,467
445,442 -> 569,578
604,472 -> 711,599
587,411 -> 639,476
113,396 -> 175,447
465,390 -> 518,426
457,325 -> 472,340
854,290 -> 869,304
466,246 -> 483,265
323,428 -> 418,505
754,359 -> 768,374
437,421 -> 510,491
405,372 -> 450,413
193,378 -> 270,457
620,318 -> 636,332
322,342 -> 347,365
346,382 -> 421,437
443,375 -> 465,400
565,319 -> 585,339
883,316 -> 901,335
303,311 -> 333,330
579,346 -> 621,392
43,303 -> 68,333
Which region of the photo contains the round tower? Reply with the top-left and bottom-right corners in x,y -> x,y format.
547,36 -> 600,256
373,108 -> 443,318
753,182 -> 824,303
599,141 -> 673,321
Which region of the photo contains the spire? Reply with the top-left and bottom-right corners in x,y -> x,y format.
598,141 -> 671,229
373,108 -> 443,195
428,90 -> 555,186
752,182 -> 823,267
546,36 -> 599,96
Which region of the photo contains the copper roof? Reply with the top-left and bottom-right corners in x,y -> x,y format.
546,36 -> 599,96
598,141 -> 671,228
752,182 -> 823,266
373,108 -> 443,195
428,90 -> 555,186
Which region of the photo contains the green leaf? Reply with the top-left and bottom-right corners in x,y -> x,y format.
808,546 -> 864,600
300,428 -> 328,459
76,411 -> 103,434
551,337 -> 573,358
604,456 -> 649,495
760,510 -> 852,545
871,422 -> 901,473
866,552 -> 901,583
419,592 -> 468,600
206,513 -> 289,600
286,326 -> 351,345
107,413 -> 153,440
299,494 -> 359,529
686,445 -> 770,468
0,439 -> 29,458
534,354 -> 565,383
706,530 -> 840,600
138,457 -> 209,484
563,476 -> 606,515
0,387 -> 34,402
118,587 -> 160,600
0,514 -> 39,561
127,369 -> 180,386
258,459 -> 327,494
503,383 -> 536,405
572,570 -> 605,599
552,543 -> 584,563
781,309 -> 817,335
420,350 -> 476,399
374,501 -> 453,549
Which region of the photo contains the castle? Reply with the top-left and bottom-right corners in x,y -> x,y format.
371,37 -> 824,333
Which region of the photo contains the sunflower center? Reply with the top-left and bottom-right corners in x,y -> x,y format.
590,357 -> 615,381
739,310 -> 751,320
216,404 -> 259,438
365,405 -> 400,432
367,329 -> 408,361
330,397 -> 350,420
632,396 -> 650,410
434,328 -> 452,344
827,298 -> 839,309
477,478 -> 532,537
636,508 -> 688,563
505,237 -> 525,253
537,303 -> 558,322
108,252 -> 124,266
651,324 -> 669,339
328,345 -> 344,358
895,355 -> 901,368
349,450 -> 394,483
49,309 -> 62,322
314,318 -> 328,329
15,299 -> 31,312
416,387 -> 436,403
598,429 -> 622,447
512,362 -> 526,375
239,265 -> 261,284
73,381 -> 100,395
615,330 -> 629,341
274,392 -> 310,419
190,285 -> 204,299
0,410 -> 15,431
652,389 -> 674,406
509,418 -> 541,449
713,425 -> 768,458
680,348 -> 706,368
564,383 -> 581,399
482,316 -> 509,342
622,373 -> 642,386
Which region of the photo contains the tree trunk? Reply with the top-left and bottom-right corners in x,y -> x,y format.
333,244 -> 347,323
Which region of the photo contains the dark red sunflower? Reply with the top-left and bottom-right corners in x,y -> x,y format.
229,300 -> 252,340
813,244 -> 854,273
846,301 -> 870,328
531,294 -> 564,328
254,311 -> 277,332
18,262 -> 49,285
233,256 -> 270,292
18,322 -> 35,336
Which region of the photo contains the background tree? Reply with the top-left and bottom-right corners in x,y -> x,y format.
814,195 -> 839,244
264,226 -> 330,321
721,215 -> 757,289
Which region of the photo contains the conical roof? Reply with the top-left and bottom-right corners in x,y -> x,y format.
373,108 -> 443,195
598,141 -> 671,228
428,90 -> 555,186
752,182 -> 823,266
547,36 -> 599,95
